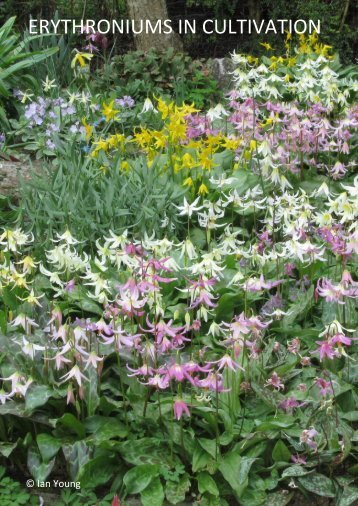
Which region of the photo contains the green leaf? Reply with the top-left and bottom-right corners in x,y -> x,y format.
0,442 -> 17,458
282,286 -> 314,326
37,434 -> 61,462
338,486 -> 358,506
341,411 -> 358,422
27,447 -> 55,482
123,464 -> 160,494
197,472 -> 219,496
298,473 -> 336,497
265,490 -> 294,505
141,477 -> 165,506
83,366 -> 100,416
192,443 -> 212,473
239,488 -> 267,505
62,441 -> 90,481
215,292 -> 240,321
272,440 -> 291,463
25,385 -> 53,410
56,414 -> 85,439
281,465 -> 312,478
219,452 -> 256,497
165,473 -> 190,504
119,438 -> 175,467
198,438 -> 217,459
77,455 -> 117,489
85,416 -> 128,441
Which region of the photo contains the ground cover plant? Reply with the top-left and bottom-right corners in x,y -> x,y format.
0,22 -> 357,506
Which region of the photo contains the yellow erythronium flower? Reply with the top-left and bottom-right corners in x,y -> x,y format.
260,42 -> 274,51
156,97 -> 174,120
198,183 -> 209,196
71,51 -> 94,68
120,161 -> 130,172
82,118 -> 93,141
181,153 -> 196,169
183,177 -> 194,187
102,101 -> 120,122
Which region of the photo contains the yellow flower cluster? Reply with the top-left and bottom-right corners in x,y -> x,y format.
91,133 -> 126,158
87,97 -> 244,190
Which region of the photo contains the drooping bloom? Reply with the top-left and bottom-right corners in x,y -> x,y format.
173,399 -> 190,420
60,365 -> 88,387
300,428 -> 318,450
264,372 -> 284,390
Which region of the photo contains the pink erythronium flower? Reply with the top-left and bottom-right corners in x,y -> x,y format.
142,374 -> 169,390
83,351 -> 103,370
173,399 -> 190,420
126,364 -> 154,377
330,333 -> 352,346
312,340 -> 337,361
243,274 -> 283,292
291,454 -> 307,465
60,365 -> 88,387
264,372 -> 284,391
315,278 -> 350,304
206,354 -> 244,372
279,396 -> 304,412
11,313 -> 39,332
300,428 -> 318,450
142,318 -> 186,344
161,363 -> 197,385
195,372 -> 230,392
314,378 -> 333,396
189,288 -> 218,309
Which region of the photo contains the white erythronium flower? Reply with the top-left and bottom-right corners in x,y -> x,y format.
53,229 -> 80,245
0,228 -> 33,251
175,197 -> 203,218
141,98 -> 158,114
42,76 -> 57,92
206,103 -> 229,121
16,337 -> 46,360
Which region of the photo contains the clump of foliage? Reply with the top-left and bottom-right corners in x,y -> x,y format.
93,48 -> 223,108
0,467 -> 38,505
0,17 -> 58,125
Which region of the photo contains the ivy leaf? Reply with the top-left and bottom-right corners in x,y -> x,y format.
298,473 -> 336,497
123,464 -> 160,494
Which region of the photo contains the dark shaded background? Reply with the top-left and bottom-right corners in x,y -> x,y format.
0,0 -> 356,62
